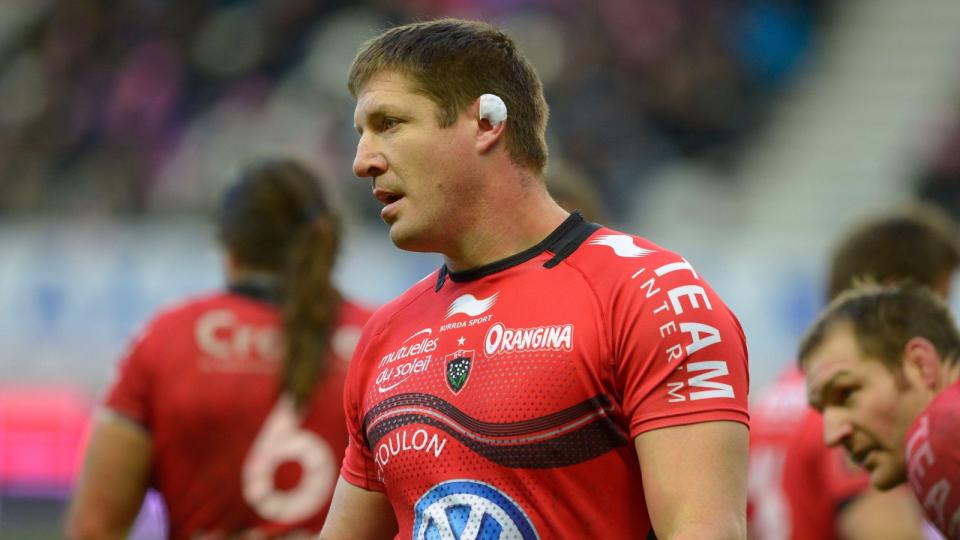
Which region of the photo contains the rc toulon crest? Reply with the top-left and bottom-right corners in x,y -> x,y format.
444,349 -> 474,394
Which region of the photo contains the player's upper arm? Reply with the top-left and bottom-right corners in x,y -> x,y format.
65,410 -> 153,540
636,420 -> 748,540
603,248 -> 750,437
319,476 -> 398,540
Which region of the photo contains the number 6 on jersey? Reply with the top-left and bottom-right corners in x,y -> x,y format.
242,395 -> 337,522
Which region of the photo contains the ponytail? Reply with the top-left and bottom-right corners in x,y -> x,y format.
281,216 -> 341,408
217,158 -> 343,410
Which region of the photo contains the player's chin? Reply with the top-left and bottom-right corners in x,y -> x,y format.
388,222 -> 431,252
868,454 -> 908,490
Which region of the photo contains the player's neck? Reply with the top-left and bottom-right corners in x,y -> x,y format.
943,360 -> 960,390
442,181 -> 570,273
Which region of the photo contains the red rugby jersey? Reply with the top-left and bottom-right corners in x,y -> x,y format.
747,365 -> 869,540
906,380 -> 960,540
105,289 -> 372,539
341,213 -> 750,539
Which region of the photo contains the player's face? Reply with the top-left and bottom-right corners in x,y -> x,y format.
353,70 -> 482,253
804,324 -> 927,490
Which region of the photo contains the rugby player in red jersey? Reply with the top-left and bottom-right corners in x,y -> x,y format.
748,206 -> 959,540
66,159 -> 373,539
800,283 -> 960,540
320,18 -> 750,540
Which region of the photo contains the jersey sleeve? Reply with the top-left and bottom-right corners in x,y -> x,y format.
609,251 -> 750,438
103,321 -> 157,428
339,323 -> 386,492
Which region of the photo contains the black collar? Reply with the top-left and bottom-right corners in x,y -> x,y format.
435,211 -> 601,291
228,281 -> 281,304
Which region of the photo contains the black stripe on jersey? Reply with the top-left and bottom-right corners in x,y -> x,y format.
434,211 -> 600,290
363,392 -> 629,468
363,393 -> 615,437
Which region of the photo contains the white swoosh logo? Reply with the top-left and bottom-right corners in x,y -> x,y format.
403,327 -> 433,342
378,376 -> 411,393
446,292 -> 498,319
589,234 -> 656,258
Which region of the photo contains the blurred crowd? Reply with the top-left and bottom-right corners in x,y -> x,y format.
0,0 -> 831,223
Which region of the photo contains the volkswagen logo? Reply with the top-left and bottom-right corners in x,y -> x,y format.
413,480 -> 539,540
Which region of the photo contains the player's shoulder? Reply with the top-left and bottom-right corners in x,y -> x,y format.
360,270 -> 439,337
566,224 -> 685,273
909,380 -> 960,449
906,381 -> 960,538
140,290 -> 230,329
113,291 -> 231,359
562,224 -> 707,301
338,297 -> 378,326
922,379 -> 960,430
931,379 -> 960,410
142,289 -> 281,337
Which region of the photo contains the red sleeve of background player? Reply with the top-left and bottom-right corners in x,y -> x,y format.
339,322 -> 386,492
103,320 -> 157,428
608,248 -> 750,438
906,381 -> 960,540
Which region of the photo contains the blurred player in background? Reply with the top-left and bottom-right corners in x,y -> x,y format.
321,18 -> 749,539
544,158 -> 609,224
799,283 -> 960,540
66,158 -> 373,539
748,203 -> 960,539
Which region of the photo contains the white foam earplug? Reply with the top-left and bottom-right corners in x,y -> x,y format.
479,93 -> 507,127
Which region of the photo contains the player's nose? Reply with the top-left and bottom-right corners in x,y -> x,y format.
354,135 -> 387,179
822,407 -> 854,448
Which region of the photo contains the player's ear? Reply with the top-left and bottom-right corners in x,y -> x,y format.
474,94 -> 506,154
902,337 -> 941,390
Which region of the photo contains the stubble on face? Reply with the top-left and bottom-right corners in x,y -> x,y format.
805,326 -> 915,490
860,392 -> 911,489
358,73 -> 486,256
354,72 -> 447,251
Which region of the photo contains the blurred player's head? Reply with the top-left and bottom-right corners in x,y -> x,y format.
349,18 -> 548,174
217,158 -> 341,406
826,202 -> 960,301
545,159 -> 608,224
799,283 -> 960,490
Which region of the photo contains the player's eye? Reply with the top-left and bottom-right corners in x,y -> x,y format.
831,385 -> 857,407
383,117 -> 400,130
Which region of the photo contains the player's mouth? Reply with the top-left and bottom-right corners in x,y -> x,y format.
373,187 -> 404,221
850,446 -> 876,468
